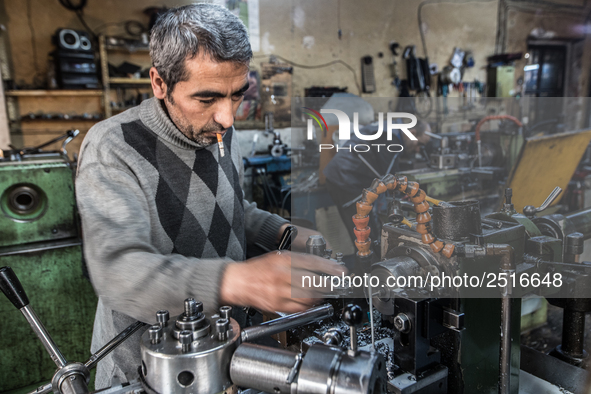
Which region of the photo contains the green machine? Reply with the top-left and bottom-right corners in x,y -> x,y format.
0,145 -> 97,392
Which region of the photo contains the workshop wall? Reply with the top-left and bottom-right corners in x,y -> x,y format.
2,0 -> 589,98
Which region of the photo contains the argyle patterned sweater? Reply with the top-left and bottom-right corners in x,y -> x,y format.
76,97 -> 287,387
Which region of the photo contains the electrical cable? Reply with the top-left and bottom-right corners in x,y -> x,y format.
280,189 -> 292,215
58,0 -> 97,39
253,54 -> 362,95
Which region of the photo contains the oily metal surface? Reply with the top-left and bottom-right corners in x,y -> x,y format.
432,200 -> 482,241
0,158 -> 77,247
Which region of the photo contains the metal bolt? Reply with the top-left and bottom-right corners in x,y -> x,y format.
156,310 -> 169,327
336,252 -> 344,263
219,306 -> 232,320
216,318 -> 230,341
184,298 -> 197,317
324,249 -> 333,259
148,325 -> 163,344
394,313 -> 411,333
179,330 -> 192,352
505,188 -> 512,204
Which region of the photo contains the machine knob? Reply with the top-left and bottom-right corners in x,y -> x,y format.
505,188 -> 512,205
156,310 -> 169,327
342,304 -> 363,327
148,325 -> 163,344
216,318 -> 230,341
323,328 -> 343,346
179,330 -> 192,352
306,235 -> 326,256
219,306 -> 232,320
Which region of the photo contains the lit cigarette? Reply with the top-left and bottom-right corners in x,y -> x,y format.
217,133 -> 225,157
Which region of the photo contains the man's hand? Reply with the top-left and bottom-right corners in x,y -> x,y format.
278,224 -> 333,254
219,251 -> 346,313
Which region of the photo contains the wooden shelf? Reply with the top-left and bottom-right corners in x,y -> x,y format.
6,90 -> 103,97
105,45 -> 149,52
108,78 -> 151,85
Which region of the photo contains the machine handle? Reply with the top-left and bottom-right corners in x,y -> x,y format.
0,266 -> 30,309
538,186 -> 562,212
523,186 -> 562,218
278,225 -> 297,251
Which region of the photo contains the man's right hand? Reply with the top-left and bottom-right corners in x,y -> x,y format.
219,251 -> 346,314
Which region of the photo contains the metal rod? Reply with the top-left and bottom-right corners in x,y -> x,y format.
350,326 -> 358,352
357,154 -> 382,178
562,309 -> 585,359
21,305 -> 67,368
566,207 -> 591,240
499,295 -> 512,394
368,281 -> 375,350
85,321 -> 146,370
241,304 -> 334,342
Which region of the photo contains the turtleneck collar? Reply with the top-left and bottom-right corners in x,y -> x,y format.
139,97 -> 216,150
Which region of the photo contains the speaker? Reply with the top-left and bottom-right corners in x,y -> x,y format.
55,28 -> 93,52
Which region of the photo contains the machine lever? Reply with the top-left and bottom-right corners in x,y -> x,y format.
0,266 -> 30,309
278,225 -> 298,251
0,266 -> 68,368
523,186 -> 562,218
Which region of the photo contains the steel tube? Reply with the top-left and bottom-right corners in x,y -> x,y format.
566,207 -> 591,240
21,306 -> 67,368
241,304 -> 334,342
85,321 -> 146,370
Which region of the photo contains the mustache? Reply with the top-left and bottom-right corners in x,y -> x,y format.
201,122 -> 225,133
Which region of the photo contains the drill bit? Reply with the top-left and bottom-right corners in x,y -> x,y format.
217,133 -> 225,157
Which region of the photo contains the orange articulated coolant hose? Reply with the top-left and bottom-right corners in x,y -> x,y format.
352,174 -> 455,259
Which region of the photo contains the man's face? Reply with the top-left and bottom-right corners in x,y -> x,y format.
150,53 -> 249,146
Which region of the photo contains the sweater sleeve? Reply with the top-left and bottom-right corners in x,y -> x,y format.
76,161 -> 232,321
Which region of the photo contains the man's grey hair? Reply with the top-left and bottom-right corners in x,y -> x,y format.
150,3 -> 253,98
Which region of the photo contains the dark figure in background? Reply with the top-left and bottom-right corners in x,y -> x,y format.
323,120 -> 431,248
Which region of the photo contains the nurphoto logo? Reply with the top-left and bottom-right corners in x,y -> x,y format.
303,108 -> 417,152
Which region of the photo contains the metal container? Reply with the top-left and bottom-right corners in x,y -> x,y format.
432,200 -> 482,241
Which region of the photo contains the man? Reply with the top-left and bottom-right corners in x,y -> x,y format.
76,4 -> 343,387
323,119 -> 431,246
